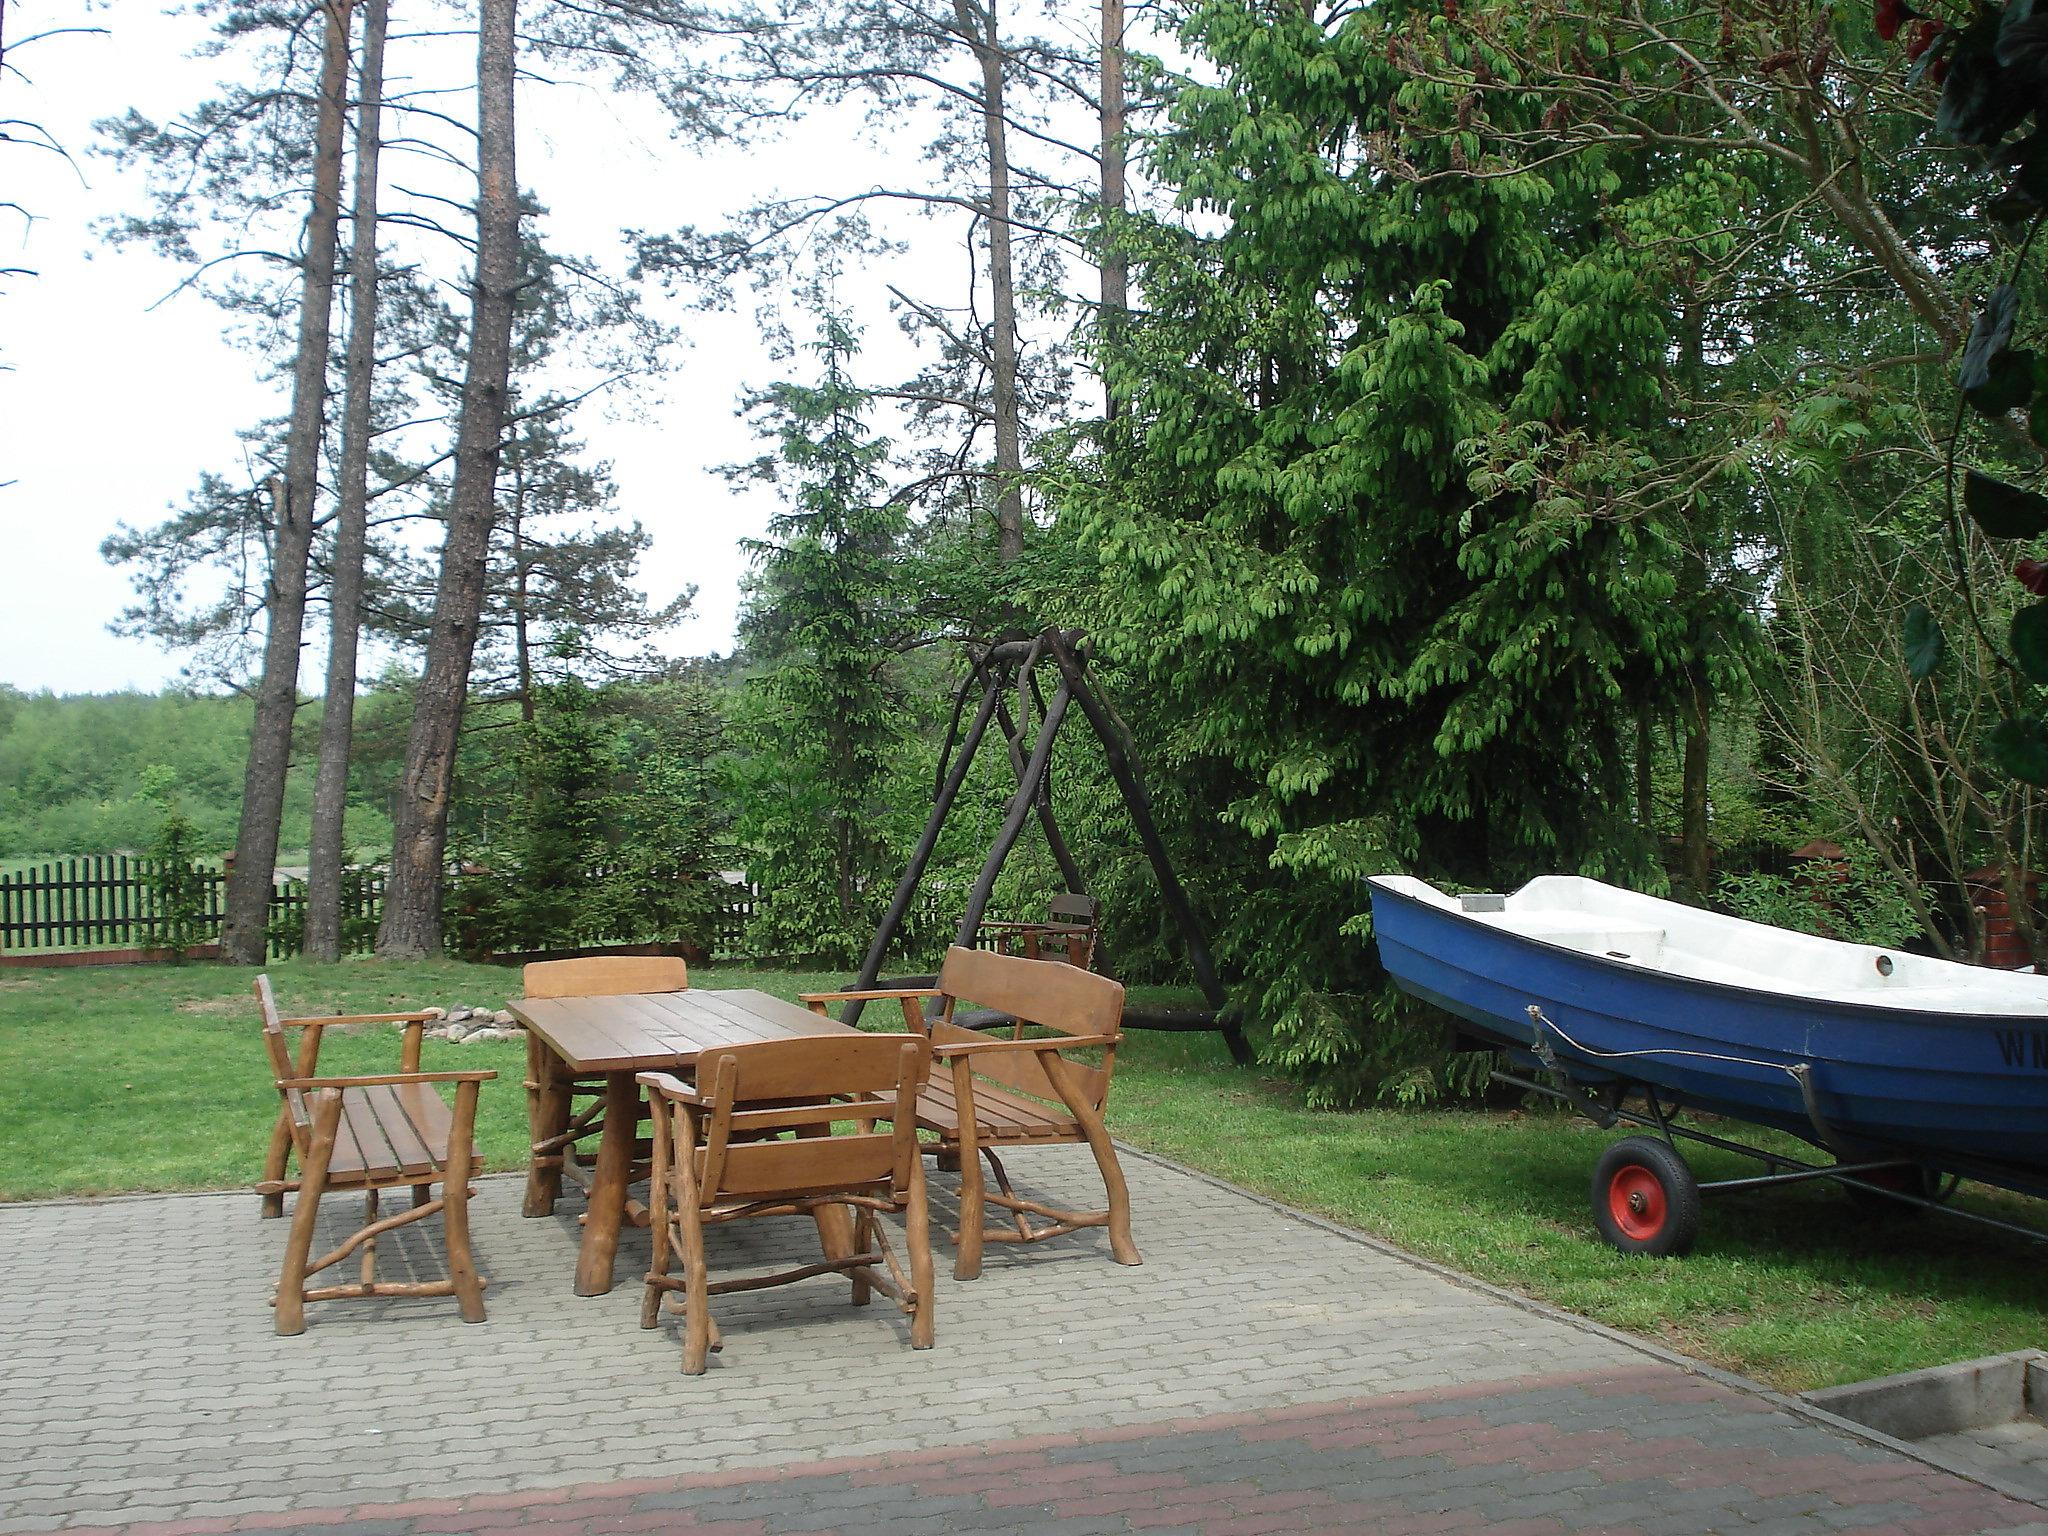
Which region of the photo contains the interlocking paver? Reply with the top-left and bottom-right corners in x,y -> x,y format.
0,1149 -> 2040,1532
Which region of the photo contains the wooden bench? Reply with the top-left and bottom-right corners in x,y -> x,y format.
804,945 -> 1139,1280
520,955 -> 688,1222
638,1034 -> 934,1374
978,892 -> 1100,969
254,977 -> 495,1334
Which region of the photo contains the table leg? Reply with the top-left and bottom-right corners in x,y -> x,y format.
576,1073 -> 639,1296
524,1032 -> 571,1218
795,1121 -> 858,1261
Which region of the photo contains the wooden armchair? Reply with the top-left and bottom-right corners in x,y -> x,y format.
978,892 -> 1100,970
638,1035 -> 934,1375
803,945 -> 1139,1281
521,956 -> 688,1219
252,977 -> 494,1334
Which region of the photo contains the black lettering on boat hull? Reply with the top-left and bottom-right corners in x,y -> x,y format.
1994,1028 -> 2048,1069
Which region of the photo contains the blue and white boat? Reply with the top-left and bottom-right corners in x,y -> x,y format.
1368,874 -> 2048,1252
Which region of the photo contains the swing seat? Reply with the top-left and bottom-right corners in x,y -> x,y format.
977,892 -> 1100,970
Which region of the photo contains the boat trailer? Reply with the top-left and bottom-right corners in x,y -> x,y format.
1504,1006 -> 2048,1258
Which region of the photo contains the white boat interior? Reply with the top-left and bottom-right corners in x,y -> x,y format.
1370,874 -> 2048,1015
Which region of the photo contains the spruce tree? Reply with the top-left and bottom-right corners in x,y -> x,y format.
729,317 -> 910,964
1072,0 -> 1719,1098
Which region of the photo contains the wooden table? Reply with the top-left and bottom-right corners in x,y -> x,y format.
506,988 -> 858,1296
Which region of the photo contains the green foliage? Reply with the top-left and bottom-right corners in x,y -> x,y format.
727,317 -> 911,966
0,687 -> 399,860
1064,1 -> 1720,1102
459,676 -> 623,953
1716,842 -> 1923,949
140,768 -> 208,959
589,684 -> 732,944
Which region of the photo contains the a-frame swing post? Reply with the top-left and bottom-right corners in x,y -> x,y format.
952,678 -> 1075,948
993,693 -> 1088,897
843,673 -> 1003,1025
1050,637 -> 1252,1064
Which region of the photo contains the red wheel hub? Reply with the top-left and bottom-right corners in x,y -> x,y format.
1607,1164 -> 1667,1241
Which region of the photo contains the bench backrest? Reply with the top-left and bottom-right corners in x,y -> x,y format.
682,1035 -> 929,1204
253,975 -> 310,1138
1048,892 -> 1098,925
523,955 -> 688,999
933,945 -> 1124,1110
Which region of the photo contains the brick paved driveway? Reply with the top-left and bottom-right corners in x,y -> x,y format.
2,1147 -> 2041,1534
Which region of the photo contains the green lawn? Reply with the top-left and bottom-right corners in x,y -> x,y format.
1,955 -> 2041,1393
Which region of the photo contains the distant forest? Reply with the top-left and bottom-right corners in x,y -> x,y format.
0,688 -> 353,859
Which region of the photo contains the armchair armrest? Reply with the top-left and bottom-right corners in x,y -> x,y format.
278,1011 -> 438,1028
277,1070 -> 497,1089
798,987 -> 942,1004
636,1071 -> 698,1101
930,1032 -> 1120,1059
799,987 -> 942,1027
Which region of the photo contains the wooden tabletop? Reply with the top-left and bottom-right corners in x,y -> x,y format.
505,988 -> 855,1073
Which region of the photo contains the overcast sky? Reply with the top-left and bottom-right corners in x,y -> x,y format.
0,0 -> 996,695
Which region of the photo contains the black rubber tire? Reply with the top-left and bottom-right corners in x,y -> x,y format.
1590,1136 -> 1702,1258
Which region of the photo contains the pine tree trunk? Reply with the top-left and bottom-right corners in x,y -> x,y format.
376,0 -> 520,958
511,474 -> 535,723
222,0 -> 354,965
956,0 -> 1025,563
306,0 -> 389,964
1098,0 -> 1127,420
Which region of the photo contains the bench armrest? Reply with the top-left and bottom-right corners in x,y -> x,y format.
931,1032 -> 1120,1060
278,1071 -> 497,1089
277,1011 -> 439,1028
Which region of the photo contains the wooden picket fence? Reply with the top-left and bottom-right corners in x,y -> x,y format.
0,855 -> 232,955
0,856 -> 957,963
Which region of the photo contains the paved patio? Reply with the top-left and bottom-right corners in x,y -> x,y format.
2,1147 -> 2043,1534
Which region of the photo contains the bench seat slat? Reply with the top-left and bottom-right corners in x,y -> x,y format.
367,1083 -> 446,1177
915,1075 -> 1078,1142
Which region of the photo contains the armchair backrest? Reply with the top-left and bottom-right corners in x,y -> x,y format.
932,945 -> 1125,1110
660,1035 -> 929,1207
254,975 -> 310,1140
523,955 -> 688,999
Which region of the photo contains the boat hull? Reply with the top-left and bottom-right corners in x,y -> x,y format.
1368,878 -> 2048,1192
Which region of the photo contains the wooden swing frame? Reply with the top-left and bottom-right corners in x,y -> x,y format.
844,628 -> 1250,1065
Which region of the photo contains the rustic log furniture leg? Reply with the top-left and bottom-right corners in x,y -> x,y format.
640,1089 -> 673,1330
444,1078 -> 488,1322
260,1108 -> 293,1219
524,1032 -> 572,1218
678,1122 -> 714,1375
950,1055 -> 988,1280
576,1072 -> 639,1296
907,1154 -> 936,1349
276,1089 -> 342,1337
796,1119 -> 859,1261
1046,1051 -> 1142,1266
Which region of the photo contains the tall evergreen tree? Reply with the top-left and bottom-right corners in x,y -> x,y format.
729,316 -> 910,964
1070,0 -> 1725,1099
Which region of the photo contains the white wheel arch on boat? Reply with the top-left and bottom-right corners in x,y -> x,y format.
1370,874 -> 2048,1014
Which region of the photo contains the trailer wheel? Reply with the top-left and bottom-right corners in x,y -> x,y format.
1842,1162 -> 1940,1218
1592,1137 -> 1701,1257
